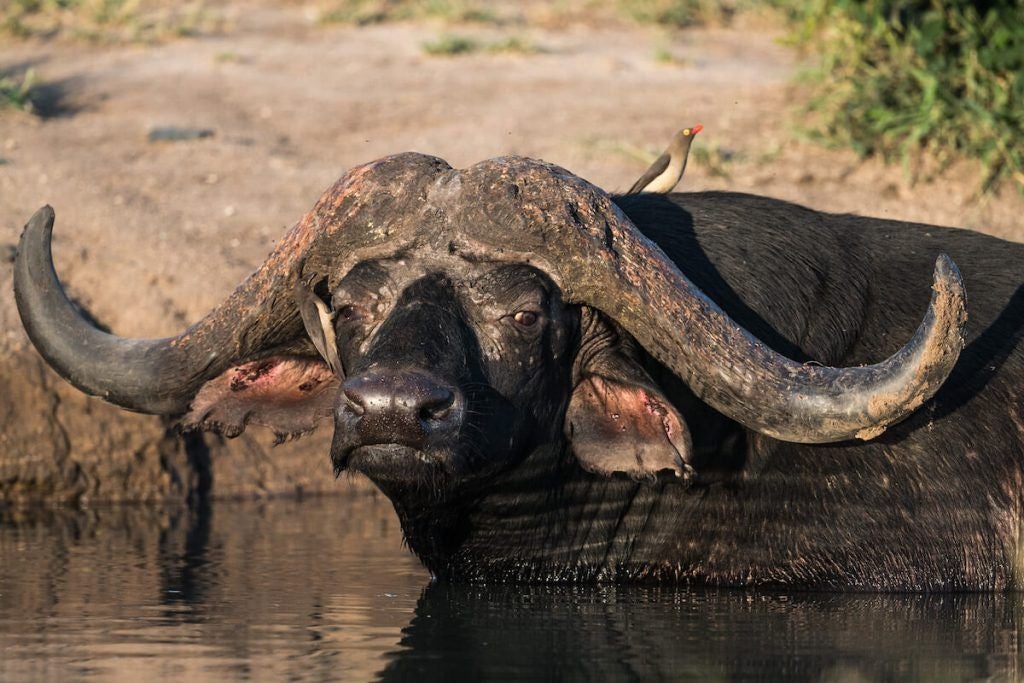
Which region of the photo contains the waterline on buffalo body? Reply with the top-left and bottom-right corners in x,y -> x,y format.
1,494 -> 1022,681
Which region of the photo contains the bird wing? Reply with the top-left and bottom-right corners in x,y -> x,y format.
627,152 -> 671,194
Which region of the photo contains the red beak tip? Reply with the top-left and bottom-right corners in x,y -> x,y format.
692,124 -> 704,135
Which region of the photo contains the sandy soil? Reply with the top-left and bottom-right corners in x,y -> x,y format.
1,2 -> 1021,502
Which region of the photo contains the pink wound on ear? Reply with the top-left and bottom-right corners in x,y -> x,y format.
566,375 -> 694,481
183,357 -> 339,438
225,358 -> 331,399
641,394 -> 675,438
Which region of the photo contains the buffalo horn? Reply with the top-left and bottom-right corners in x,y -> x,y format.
13,154 -> 968,444
13,206 -> 303,414
12,154 -> 446,416
453,157 -> 967,443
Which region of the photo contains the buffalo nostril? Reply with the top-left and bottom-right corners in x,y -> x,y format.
419,387 -> 455,422
342,388 -> 366,416
341,371 -> 461,448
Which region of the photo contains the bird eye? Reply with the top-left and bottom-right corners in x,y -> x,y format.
513,310 -> 539,327
683,128 -> 690,136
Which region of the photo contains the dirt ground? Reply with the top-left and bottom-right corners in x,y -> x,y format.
1,2 -> 1021,503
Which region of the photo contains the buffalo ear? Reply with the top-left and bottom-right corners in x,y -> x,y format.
564,309 -> 694,482
180,356 -> 339,441
178,277 -> 345,440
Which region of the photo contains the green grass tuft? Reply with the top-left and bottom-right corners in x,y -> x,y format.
214,50 -> 243,63
784,0 -> 1024,193
421,32 -> 537,56
319,0 -> 499,26
0,69 -> 37,113
652,36 -> 691,65
422,33 -> 479,55
691,142 -> 737,179
617,0 -> 742,27
485,35 -> 538,54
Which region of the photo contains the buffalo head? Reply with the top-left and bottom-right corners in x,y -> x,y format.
13,153 -> 968,575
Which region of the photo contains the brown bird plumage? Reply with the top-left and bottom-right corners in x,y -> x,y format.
627,123 -> 703,194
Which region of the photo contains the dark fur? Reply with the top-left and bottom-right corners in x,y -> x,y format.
329,191 -> 1024,590
153,182 -> 1024,589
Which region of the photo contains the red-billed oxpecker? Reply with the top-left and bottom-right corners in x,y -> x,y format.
627,124 -> 703,194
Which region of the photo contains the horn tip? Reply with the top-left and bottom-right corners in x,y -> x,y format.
931,253 -> 966,306
930,252 -> 968,348
28,204 -> 55,228
933,253 -> 960,282
20,205 -> 55,248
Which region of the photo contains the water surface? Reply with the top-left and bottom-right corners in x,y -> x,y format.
2,494 -> 1022,681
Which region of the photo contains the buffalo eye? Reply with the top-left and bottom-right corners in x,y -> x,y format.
336,304 -> 368,323
512,310 -> 540,328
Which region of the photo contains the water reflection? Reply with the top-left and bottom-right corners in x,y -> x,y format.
1,493 -> 426,681
386,584 -> 1023,681
2,495 -> 1023,681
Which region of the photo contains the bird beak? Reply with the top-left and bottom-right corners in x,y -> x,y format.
691,124 -> 704,135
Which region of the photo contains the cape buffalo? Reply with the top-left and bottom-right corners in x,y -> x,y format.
13,153 -> 1024,590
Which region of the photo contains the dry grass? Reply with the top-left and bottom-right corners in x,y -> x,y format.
422,32 -> 538,56
1,0 -> 220,43
315,0 -> 501,26
311,0 -> 756,29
